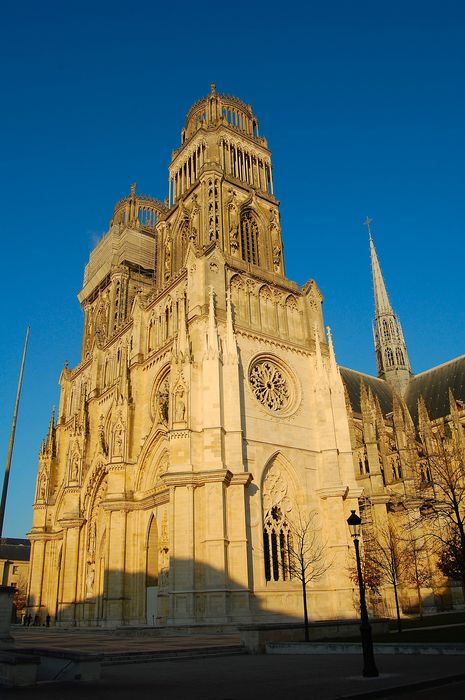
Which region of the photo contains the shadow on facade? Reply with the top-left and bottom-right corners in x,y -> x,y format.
24,557 -> 339,629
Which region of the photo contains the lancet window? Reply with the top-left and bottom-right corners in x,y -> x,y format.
262,462 -> 294,583
240,211 -> 259,265
385,347 -> 394,367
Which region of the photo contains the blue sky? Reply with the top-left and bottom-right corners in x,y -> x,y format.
1,0 -> 464,537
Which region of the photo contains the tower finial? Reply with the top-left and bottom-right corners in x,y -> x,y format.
210,82 -> 216,94
364,216 -> 373,240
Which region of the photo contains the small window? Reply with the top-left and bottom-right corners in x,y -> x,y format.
12,565 -> 19,575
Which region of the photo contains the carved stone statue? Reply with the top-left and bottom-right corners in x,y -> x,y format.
175,387 -> 186,423
86,563 -> 95,599
157,379 -> 170,425
113,425 -> 123,457
70,455 -> 79,482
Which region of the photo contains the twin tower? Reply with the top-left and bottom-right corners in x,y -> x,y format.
28,85 -> 408,627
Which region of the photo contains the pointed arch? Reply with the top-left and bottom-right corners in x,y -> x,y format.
261,453 -> 299,583
135,431 -> 169,492
240,209 -> 259,265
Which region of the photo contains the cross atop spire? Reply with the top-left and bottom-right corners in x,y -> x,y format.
364,216 -> 373,240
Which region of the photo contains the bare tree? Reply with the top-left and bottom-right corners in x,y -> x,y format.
287,510 -> 333,642
414,398 -> 465,598
363,522 -> 410,633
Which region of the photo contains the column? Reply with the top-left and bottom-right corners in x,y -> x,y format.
28,539 -> 46,617
105,508 -> 128,624
58,521 -> 82,623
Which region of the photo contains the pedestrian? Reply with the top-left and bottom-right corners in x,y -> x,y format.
27,613 -> 32,626
46,614 -> 51,627
33,614 -> 39,626
23,611 -> 28,626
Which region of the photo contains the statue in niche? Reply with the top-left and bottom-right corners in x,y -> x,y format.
190,195 -> 199,242
273,245 -> 281,272
70,454 -> 79,482
157,378 -> 170,425
230,224 -> 239,254
86,562 -> 95,599
175,387 -> 186,423
164,237 -> 172,278
113,425 -> 123,457
98,415 -> 108,456
39,472 -> 47,500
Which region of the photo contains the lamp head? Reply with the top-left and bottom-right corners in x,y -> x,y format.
347,510 -> 361,539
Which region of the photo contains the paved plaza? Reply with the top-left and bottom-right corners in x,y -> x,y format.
4,627 -> 465,699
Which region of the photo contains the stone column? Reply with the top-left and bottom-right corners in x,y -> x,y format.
226,475 -> 252,622
105,508 -> 128,624
28,537 -> 46,618
169,483 -> 195,624
203,475 -> 229,622
57,519 -> 83,624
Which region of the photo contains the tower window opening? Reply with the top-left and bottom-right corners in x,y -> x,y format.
382,319 -> 390,341
386,347 -> 394,367
396,348 -> 405,365
240,212 -> 259,265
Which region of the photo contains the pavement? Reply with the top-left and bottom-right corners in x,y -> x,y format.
4,627 -> 465,699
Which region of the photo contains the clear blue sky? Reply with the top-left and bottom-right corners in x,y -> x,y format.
1,0 -> 464,537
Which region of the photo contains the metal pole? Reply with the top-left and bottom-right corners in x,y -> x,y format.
0,326 -> 30,538
354,537 -> 379,677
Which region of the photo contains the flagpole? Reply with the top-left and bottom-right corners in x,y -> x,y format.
0,326 -> 30,539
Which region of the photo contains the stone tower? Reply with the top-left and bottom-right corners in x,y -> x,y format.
369,223 -> 412,393
27,86 -> 361,627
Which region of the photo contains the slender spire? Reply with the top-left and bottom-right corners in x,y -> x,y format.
367,219 -> 412,394
367,219 -> 392,316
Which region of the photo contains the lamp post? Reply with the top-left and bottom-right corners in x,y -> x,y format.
347,509 -> 379,678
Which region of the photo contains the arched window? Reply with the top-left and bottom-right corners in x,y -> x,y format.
385,347 -> 394,367
262,461 -> 294,582
396,348 -> 404,365
240,211 -> 259,265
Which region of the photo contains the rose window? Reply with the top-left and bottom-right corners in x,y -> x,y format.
249,360 -> 290,412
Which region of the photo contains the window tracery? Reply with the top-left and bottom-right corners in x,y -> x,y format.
240,211 -> 259,265
249,360 -> 290,412
262,463 -> 294,582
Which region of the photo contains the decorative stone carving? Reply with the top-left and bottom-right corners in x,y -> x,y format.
174,386 -> 186,423
86,562 -> 95,599
262,463 -> 293,523
249,359 -> 290,412
157,377 -> 170,425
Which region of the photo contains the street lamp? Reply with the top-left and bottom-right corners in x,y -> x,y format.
347,509 -> 379,678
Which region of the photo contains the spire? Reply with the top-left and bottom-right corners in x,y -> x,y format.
366,218 -> 412,394
326,326 -> 337,373
45,406 -> 56,457
367,218 -> 393,316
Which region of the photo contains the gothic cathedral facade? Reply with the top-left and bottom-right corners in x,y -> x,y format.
27,86 -> 363,626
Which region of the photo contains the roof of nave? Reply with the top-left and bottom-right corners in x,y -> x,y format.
340,354 -> 465,424
339,367 -> 393,416
0,537 -> 31,562
404,354 -> 465,424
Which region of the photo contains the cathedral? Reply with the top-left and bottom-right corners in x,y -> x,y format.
27,85 -> 465,627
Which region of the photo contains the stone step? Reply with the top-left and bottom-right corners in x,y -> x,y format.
102,645 -> 246,665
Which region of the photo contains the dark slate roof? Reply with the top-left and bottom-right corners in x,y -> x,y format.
0,537 -> 31,562
339,367 -> 393,417
404,354 -> 465,424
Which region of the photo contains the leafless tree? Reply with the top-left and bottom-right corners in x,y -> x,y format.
363,522 -> 411,632
414,402 -> 465,598
286,510 -> 333,642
